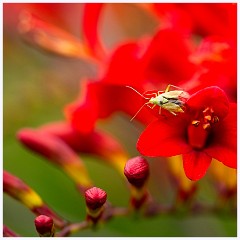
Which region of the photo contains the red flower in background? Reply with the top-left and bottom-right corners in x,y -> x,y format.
137,87 -> 236,180
184,36 -> 237,100
149,3 -> 236,38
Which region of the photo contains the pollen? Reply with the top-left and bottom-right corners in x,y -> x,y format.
204,115 -> 211,122
192,120 -> 200,127
212,116 -> 219,123
203,123 -> 211,130
191,107 -> 219,131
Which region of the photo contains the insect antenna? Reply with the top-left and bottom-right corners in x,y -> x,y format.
126,86 -> 150,100
130,102 -> 150,121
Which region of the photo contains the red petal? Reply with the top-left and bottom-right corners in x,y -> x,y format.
151,3 -> 194,33
151,3 -> 236,38
180,3 -> 237,37
205,103 -> 237,168
17,128 -> 83,165
183,151 -> 212,181
103,42 -> 144,86
141,28 -> 196,85
186,86 -> 229,119
64,80 -> 99,134
65,80 -> 156,132
82,3 -> 105,60
137,119 -> 191,157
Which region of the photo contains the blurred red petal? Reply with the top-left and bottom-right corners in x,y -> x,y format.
151,3 -> 193,32
141,28 -> 196,85
82,3 -> 106,60
64,80 -> 99,134
65,80 -> 156,132
180,3 -> 237,37
137,119 -> 191,157
205,103 -> 237,168
183,151 -> 212,181
150,3 -> 236,38
37,122 -> 128,174
103,42 -> 144,86
19,12 -> 94,61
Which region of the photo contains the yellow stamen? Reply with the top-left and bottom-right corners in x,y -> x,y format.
204,115 -> 212,122
203,123 -> 211,130
192,120 -> 200,127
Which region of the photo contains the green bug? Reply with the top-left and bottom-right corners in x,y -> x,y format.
126,84 -> 190,121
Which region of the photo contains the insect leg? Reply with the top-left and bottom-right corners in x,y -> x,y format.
169,111 -> 177,116
144,92 -> 158,98
165,84 -> 183,93
130,102 -> 151,121
126,86 -> 150,100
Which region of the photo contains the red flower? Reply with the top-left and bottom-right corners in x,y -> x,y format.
65,28 -> 196,132
64,43 -> 157,133
137,86 -> 236,181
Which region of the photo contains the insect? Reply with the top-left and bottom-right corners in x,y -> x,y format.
126,84 -> 190,121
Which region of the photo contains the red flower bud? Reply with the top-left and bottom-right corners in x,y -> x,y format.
124,156 -> 149,188
34,215 -> 55,237
85,187 -> 107,210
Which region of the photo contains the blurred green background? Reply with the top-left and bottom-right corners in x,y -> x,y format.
3,3 -> 236,237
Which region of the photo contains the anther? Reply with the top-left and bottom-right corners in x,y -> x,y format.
202,107 -> 210,113
212,116 -> 219,123
203,123 -> 211,130
204,115 -> 212,122
192,120 -> 200,127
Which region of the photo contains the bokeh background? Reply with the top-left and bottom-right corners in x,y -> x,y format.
3,3 -> 237,237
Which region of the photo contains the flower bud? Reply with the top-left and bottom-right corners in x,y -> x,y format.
85,187 -> 107,210
17,128 -> 93,194
3,171 -> 65,229
3,225 -> 19,237
85,187 -> 107,223
124,157 -> 150,210
34,215 -> 55,237
38,122 -> 129,177
124,156 -> 149,188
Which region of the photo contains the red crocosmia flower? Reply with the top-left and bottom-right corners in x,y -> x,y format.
65,28 -> 197,133
64,42 -> 159,133
137,86 -> 236,181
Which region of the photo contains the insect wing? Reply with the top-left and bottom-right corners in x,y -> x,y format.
163,90 -> 189,102
161,90 -> 190,114
178,91 -> 190,101
162,90 -> 183,99
161,102 -> 184,113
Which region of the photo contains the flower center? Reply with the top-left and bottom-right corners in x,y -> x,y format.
187,107 -> 219,150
